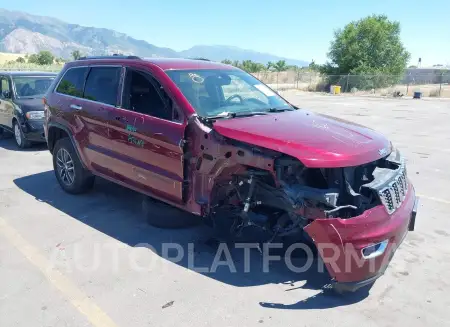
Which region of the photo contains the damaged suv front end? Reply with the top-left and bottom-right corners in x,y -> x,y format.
302,149 -> 418,292
168,67 -> 418,292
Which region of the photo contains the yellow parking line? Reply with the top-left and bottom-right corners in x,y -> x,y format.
0,217 -> 119,327
417,194 -> 450,205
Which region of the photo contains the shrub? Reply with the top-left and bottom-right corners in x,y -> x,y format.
429,88 -> 441,97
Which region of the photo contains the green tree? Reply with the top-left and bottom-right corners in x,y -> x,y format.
28,53 -> 39,64
28,51 -> 54,65
241,60 -> 264,73
321,15 -> 410,90
272,60 -> 288,72
221,59 -> 232,65
38,51 -> 54,65
16,57 -> 26,63
308,60 -> 321,71
71,50 -> 82,60
232,60 -> 241,68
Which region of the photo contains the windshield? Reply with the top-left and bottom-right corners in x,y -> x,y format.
12,76 -> 55,98
166,69 -> 293,117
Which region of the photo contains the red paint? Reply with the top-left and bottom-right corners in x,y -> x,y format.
213,110 -> 391,168
305,184 -> 416,283
45,57 -> 417,289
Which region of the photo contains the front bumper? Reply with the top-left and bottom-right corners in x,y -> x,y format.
305,183 -> 418,292
21,119 -> 46,142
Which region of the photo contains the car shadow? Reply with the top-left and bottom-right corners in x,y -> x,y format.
14,171 -> 371,309
0,135 -> 47,151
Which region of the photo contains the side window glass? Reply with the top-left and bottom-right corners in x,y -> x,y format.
124,70 -> 174,121
0,77 -> 10,97
56,67 -> 89,97
84,67 -> 121,106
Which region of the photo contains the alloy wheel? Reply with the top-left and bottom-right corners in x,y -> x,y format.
56,148 -> 76,186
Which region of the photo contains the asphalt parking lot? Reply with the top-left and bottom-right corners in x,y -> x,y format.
1,93 -> 450,327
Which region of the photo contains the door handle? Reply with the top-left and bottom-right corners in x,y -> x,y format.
70,104 -> 82,110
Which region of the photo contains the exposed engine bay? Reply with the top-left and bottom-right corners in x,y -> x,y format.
209,147 -> 406,241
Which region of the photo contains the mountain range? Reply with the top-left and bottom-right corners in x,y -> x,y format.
0,8 -> 307,66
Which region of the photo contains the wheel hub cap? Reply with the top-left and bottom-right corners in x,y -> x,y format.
56,148 -> 75,185
14,125 -> 21,145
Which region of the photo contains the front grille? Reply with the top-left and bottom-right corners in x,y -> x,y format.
378,168 -> 408,214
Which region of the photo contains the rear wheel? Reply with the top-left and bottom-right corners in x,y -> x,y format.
13,121 -> 31,149
53,137 -> 95,194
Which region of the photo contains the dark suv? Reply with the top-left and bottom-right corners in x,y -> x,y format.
0,71 -> 56,148
44,56 -> 418,292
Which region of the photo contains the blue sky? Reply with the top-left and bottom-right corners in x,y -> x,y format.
3,0 -> 449,66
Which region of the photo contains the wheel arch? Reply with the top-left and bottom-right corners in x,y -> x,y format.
47,123 -> 87,169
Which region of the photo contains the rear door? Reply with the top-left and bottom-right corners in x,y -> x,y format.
54,65 -> 121,177
0,75 -> 13,129
108,67 -> 186,203
71,65 -> 122,176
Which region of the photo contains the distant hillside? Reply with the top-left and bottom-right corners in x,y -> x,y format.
0,8 -> 178,58
0,8 -> 307,66
180,45 -> 307,67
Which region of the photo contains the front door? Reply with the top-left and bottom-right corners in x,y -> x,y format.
108,68 -> 186,203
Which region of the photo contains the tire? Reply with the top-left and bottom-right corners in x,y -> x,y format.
13,121 -> 31,149
142,196 -> 201,229
53,137 -> 95,194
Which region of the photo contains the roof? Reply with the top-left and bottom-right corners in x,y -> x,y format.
71,57 -> 235,71
0,71 -> 58,76
143,58 -> 235,70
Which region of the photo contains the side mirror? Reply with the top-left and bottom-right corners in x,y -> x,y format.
2,90 -> 11,99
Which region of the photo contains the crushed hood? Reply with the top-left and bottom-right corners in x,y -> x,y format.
213,110 -> 391,168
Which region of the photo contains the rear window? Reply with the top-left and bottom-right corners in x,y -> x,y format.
13,76 -> 55,98
83,67 -> 121,106
56,67 -> 89,97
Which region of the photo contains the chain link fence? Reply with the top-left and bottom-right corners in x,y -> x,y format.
2,63 -> 449,98
254,70 -> 450,98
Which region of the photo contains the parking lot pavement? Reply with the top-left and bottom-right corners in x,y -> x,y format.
1,94 -> 450,327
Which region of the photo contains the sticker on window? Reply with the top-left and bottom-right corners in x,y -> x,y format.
254,84 -> 276,97
188,73 -> 204,84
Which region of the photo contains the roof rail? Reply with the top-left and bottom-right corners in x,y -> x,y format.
77,55 -> 141,60
191,57 -> 211,61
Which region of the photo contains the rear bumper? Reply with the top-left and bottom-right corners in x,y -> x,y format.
305,183 -> 418,290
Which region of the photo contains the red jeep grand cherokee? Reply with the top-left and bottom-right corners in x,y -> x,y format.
44,56 -> 418,292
